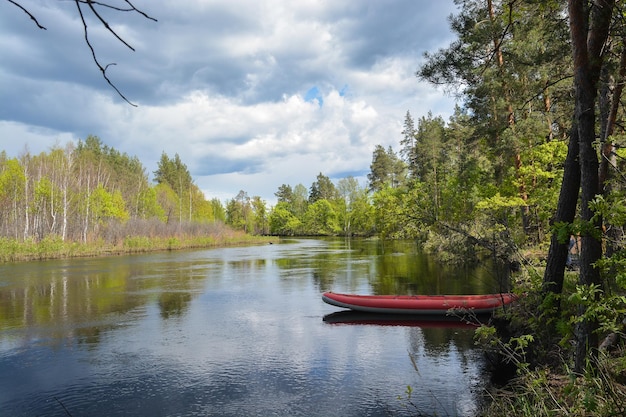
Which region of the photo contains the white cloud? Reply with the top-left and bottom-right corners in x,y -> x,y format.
0,0 -> 459,205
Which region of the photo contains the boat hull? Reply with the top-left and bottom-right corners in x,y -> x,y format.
322,292 -> 517,315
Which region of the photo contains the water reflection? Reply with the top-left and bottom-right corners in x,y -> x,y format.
322,310 -> 485,328
0,238 -> 504,416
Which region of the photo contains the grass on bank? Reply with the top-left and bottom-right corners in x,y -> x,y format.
478,265 -> 626,417
0,230 -> 277,263
481,350 -> 626,416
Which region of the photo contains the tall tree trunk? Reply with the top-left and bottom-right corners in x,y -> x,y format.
568,0 -> 614,374
544,84 -> 554,141
542,120 -> 580,298
23,162 -> 29,240
600,42 -> 626,257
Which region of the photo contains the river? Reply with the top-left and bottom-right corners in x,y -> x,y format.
0,238 -> 507,416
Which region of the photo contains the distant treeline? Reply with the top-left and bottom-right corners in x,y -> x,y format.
1,103 -> 571,262
269,106 -> 571,263
0,136 -> 231,245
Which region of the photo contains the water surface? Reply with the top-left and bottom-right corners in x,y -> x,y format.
0,238 -> 504,416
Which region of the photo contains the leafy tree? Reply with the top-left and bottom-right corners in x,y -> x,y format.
269,202 -> 301,236
48,143 -> 75,241
438,106 -> 488,223
372,186 -> 404,240
275,184 -> 294,204
418,0 -> 572,237
226,190 -> 253,232
136,186 -> 165,221
274,183 -> 308,218
0,139 -> 238,245
153,152 -> 194,223
303,199 -> 340,236
210,198 -> 226,223
153,152 -> 192,193
565,0 -> 614,373
90,185 -> 129,225
337,176 -> 358,236
292,184 -> 309,219
412,113 -> 447,220
309,173 -> 338,203
367,145 -> 405,192
399,111 -> 417,176
188,186 -> 215,223
154,183 -> 179,224
349,188 -> 375,236
337,176 -> 373,236
416,0 -> 626,378
251,196 -> 269,235
76,136 -> 153,220
0,158 -> 27,239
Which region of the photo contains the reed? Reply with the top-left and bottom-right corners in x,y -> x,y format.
0,233 -> 276,262
480,353 -> 626,416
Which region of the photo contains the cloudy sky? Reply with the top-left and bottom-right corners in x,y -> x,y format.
0,0 -> 459,204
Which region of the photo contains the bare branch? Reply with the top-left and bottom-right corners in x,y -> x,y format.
518,74 -> 575,113
81,0 -> 136,51
74,0 -> 138,106
7,0 -> 47,29
77,0 -> 157,22
122,0 -> 157,22
10,0 -> 156,105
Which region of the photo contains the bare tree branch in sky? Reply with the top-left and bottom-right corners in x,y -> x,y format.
7,0 -> 157,106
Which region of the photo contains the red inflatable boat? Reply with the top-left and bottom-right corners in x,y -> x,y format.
322,291 -> 517,315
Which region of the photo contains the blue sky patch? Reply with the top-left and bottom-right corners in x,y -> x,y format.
304,86 -> 323,107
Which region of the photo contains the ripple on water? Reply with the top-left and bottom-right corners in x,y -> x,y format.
0,239 -> 493,417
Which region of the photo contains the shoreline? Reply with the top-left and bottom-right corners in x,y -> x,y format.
0,234 -> 279,263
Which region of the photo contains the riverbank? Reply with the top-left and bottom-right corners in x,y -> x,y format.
0,232 -> 278,263
477,265 -> 626,417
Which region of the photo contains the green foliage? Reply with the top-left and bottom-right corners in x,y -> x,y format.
137,187 -> 166,221
599,253 -> 626,291
590,195 -> 626,234
309,172 -> 338,203
475,324 -> 534,371
336,176 -> 373,236
399,110 -> 417,170
250,196 -> 269,235
367,145 -> 405,192
0,158 -> 26,200
154,183 -> 179,222
275,184 -> 294,204
347,190 -> 375,236
476,293 -> 626,416
91,185 -> 129,223
372,186 -> 404,240
481,353 -> 626,417
226,190 -> 254,232
224,191 -> 269,235
412,112 -> 447,183
552,221 -> 575,245
210,198 -> 226,222
270,177 -> 374,237
476,193 -> 527,211
568,284 -> 626,335
153,152 -> 192,192
303,199 -> 340,235
123,236 -> 154,249
0,139 -> 241,247
269,202 -> 302,235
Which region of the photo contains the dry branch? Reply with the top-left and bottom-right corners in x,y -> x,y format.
7,0 -> 157,105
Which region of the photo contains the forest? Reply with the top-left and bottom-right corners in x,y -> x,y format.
2,0 -> 626,414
